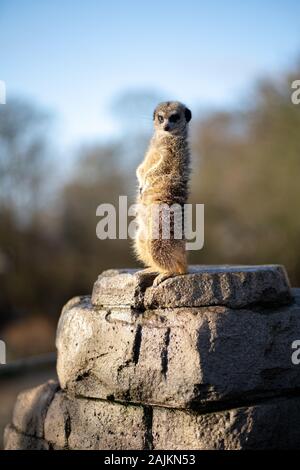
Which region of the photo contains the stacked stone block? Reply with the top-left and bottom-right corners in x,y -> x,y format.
4,265 -> 300,449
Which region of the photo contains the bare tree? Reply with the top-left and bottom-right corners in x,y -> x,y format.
0,98 -> 51,222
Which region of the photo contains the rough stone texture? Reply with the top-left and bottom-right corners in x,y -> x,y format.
5,386 -> 300,450
5,386 -> 149,450
152,397 -> 300,450
5,265 -> 300,450
92,269 -> 157,310
44,391 -> 147,450
4,425 -> 49,450
56,290 -> 300,408
92,265 -> 292,309
11,380 -> 59,439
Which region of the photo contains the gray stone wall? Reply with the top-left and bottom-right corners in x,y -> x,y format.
4,266 -> 300,449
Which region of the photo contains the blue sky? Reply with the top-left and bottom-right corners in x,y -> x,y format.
1,0 -> 299,147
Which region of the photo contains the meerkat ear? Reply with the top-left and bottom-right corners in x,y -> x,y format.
153,110 -> 156,121
184,107 -> 192,122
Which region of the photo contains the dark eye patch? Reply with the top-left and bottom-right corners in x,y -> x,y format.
169,113 -> 180,123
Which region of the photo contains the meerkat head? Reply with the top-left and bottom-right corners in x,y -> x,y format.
153,101 -> 192,135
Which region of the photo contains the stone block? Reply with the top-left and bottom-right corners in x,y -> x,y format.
11,380 -> 59,438
4,425 -> 49,450
153,397 -> 300,450
91,265 -> 292,310
56,290 -> 300,408
44,391 -> 148,450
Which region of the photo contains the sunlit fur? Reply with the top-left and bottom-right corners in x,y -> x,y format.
134,101 -> 192,278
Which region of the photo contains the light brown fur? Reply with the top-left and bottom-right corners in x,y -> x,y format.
134,101 -> 192,281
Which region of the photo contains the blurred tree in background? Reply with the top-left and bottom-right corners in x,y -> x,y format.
189,63 -> 300,285
0,63 -> 300,358
0,100 -> 52,326
0,99 -> 51,218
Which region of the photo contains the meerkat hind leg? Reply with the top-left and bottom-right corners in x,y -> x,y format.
138,268 -> 182,287
152,272 -> 178,287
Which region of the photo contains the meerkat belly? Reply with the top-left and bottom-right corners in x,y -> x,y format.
148,175 -> 188,205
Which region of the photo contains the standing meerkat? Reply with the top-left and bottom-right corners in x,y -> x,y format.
134,101 -> 192,285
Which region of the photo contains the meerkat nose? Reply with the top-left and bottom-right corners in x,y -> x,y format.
164,124 -> 170,131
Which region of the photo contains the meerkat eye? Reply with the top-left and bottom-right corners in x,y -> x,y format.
157,114 -> 164,123
169,113 -> 180,123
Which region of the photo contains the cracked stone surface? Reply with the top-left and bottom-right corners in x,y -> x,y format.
11,380 -> 59,439
5,385 -> 300,450
92,265 -> 292,309
152,397 -> 300,450
92,269 -> 157,310
4,425 -> 50,450
56,289 -> 300,408
5,265 -> 300,450
44,391 -> 148,450
3,380 -> 58,450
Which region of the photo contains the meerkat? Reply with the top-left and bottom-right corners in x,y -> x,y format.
134,101 -> 192,285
